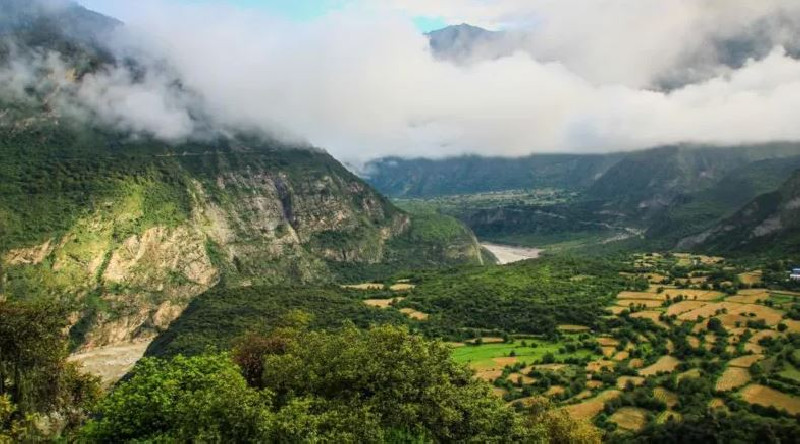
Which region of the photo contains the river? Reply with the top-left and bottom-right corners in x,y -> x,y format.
481,242 -> 542,265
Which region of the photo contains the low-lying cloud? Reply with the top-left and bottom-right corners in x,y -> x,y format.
5,0 -> 800,162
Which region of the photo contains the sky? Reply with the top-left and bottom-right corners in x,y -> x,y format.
81,0 -> 450,32
12,0 -> 800,162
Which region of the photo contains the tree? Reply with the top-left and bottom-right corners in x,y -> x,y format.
0,301 -> 100,440
82,354 -> 271,442
83,324 -> 561,442
525,397 -> 602,444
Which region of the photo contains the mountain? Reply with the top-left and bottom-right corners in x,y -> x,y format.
365,144 -> 800,250
678,170 -> 800,253
0,0 -> 119,48
0,3 -> 483,351
364,153 -> 623,198
586,144 -> 800,220
427,24 -> 508,63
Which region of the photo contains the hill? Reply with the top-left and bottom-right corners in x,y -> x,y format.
364,153 -> 622,198
365,144 -> 800,252
679,170 -> 800,254
0,3 -> 483,351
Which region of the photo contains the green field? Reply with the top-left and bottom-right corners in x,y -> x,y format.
779,364 -> 800,383
451,340 -> 597,369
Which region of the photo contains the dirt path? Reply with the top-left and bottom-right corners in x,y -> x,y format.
68,341 -> 151,387
481,243 -> 542,264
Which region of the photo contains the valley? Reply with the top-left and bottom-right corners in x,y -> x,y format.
3,0 -> 800,442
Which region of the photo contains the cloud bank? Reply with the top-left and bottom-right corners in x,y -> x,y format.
5,0 -> 800,161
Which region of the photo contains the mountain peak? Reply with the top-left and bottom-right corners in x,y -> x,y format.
0,0 -> 120,43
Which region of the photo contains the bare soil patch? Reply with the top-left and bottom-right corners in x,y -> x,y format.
68,341 -> 150,387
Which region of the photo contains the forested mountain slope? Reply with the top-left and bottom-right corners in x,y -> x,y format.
364,153 -> 623,198
679,170 -> 800,254
0,2 -> 483,351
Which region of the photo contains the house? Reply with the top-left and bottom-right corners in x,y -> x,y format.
790,268 -> 800,281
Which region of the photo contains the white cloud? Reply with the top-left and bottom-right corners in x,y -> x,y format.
6,0 -> 800,162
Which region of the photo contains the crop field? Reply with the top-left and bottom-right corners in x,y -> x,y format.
630,311 -> 668,327
363,298 -> 403,308
715,367 -> 751,392
435,252 -> 800,440
737,271 -> 763,285
729,304 -> 785,325
739,384 -> 800,415
676,302 -> 742,321
612,351 -> 629,361
616,376 -> 645,389
610,407 -> 648,431
508,372 -> 537,385
597,337 -> 619,347
451,340 -> 595,370
678,368 -> 702,381
783,319 -> 800,333
653,387 -> 678,408
399,308 -> 429,320
564,390 -> 622,420
343,283 -> 384,290
656,410 -> 682,424
557,324 -> 591,332
617,291 -> 665,301
616,299 -> 664,308
639,356 -> 680,376
545,385 -> 566,397
728,354 -> 764,368
389,283 -> 415,291
586,359 -> 615,373
661,289 -> 724,301
708,398 -> 726,409
666,301 -> 708,316
779,364 -> 800,383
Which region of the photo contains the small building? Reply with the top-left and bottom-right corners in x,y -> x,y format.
790,268 -> 800,281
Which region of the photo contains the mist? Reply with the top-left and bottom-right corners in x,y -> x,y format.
6,0 -> 800,162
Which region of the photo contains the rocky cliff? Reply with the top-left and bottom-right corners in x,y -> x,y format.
0,123 -> 484,350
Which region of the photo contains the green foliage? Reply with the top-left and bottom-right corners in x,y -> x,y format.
146,286 -> 410,358
86,325 -> 545,442
624,410 -> 800,443
81,354 -> 270,442
366,153 -> 623,198
402,256 -> 627,338
0,301 -> 101,440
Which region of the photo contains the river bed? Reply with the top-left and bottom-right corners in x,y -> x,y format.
481,243 -> 542,264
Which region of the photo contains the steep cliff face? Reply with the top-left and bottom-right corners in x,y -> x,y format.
0,124 -> 479,350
